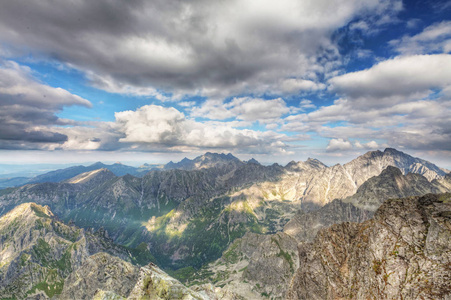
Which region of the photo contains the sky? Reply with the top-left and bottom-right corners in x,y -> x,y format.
0,0 -> 450,168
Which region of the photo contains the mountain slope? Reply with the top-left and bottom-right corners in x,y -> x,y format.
0,149 -> 448,274
287,193 -> 451,300
344,148 -> 448,184
0,203 -> 143,299
343,165 -> 444,210
0,203 -> 217,300
27,162 -> 148,184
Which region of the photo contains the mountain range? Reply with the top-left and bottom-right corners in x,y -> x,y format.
0,148 -> 450,299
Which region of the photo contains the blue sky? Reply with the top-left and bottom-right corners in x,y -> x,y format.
0,0 -> 450,168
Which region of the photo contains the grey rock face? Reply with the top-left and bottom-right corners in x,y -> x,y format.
343,148 -> 448,184
190,232 -> 298,299
344,166 -> 445,210
287,193 -> 451,300
128,264 -> 216,300
283,199 -> 372,242
164,152 -> 244,171
57,252 -> 139,300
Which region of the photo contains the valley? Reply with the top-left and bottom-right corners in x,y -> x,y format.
0,149 -> 450,299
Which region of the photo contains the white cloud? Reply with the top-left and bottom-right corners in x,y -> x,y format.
299,99 -> 317,109
326,138 -> 353,152
355,140 -> 379,149
279,79 -> 326,94
191,97 -> 291,122
280,53 -> 451,154
114,105 -> 289,153
390,21 -> 451,54
0,60 -> 91,109
329,54 -> 451,105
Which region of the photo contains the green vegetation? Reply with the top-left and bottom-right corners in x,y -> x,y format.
30,204 -> 50,218
271,237 -> 294,272
373,260 -> 382,275
31,238 -> 72,274
166,266 -> 197,283
19,253 -> 30,266
149,195 -> 263,270
128,242 -> 156,266
223,241 -> 241,264
26,269 -> 64,298
27,280 -> 64,298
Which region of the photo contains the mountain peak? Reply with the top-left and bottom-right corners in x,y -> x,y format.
90,161 -> 106,168
65,168 -> 115,184
346,148 -> 446,182
164,152 -> 242,170
0,203 -> 54,234
379,165 -> 403,177
285,158 -> 327,172
247,158 -> 260,165
383,147 -> 403,155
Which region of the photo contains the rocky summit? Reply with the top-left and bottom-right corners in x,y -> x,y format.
287,193 -> 451,300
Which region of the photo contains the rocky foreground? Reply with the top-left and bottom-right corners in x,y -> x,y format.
287,193 -> 451,300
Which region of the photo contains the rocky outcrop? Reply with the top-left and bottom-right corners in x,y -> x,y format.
190,232 -> 298,299
57,252 -> 139,300
0,203 -> 227,300
128,263 -> 216,300
283,199 -> 372,242
343,148 -> 448,183
164,153 -> 244,171
344,166 -> 444,210
287,193 -> 451,300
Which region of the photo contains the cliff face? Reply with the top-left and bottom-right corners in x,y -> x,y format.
190,231 -> 299,299
287,193 -> 451,300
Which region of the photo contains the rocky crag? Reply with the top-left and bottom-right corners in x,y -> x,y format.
196,168 -> 451,299
287,193 -> 451,300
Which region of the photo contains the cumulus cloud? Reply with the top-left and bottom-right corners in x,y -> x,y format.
390,21 -> 451,54
276,53 -> 451,153
329,54 -> 451,105
326,139 -> 353,152
191,97 -> 291,122
0,0 -> 401,99
279,79 -> 326,94
355,140 -> 379,149
0,60 -> 92,148
114,105 -> 289,153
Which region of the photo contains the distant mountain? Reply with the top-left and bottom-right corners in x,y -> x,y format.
287,193 -> 451,299
28,162 -> 149,184
164,152 -> 244,170
344,165 -> 450,210
285,157 -> 327,172
0,148 -> 449,291
0,177 -> 29,189
275,148 -> 448,210
344,148 -> 449,184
